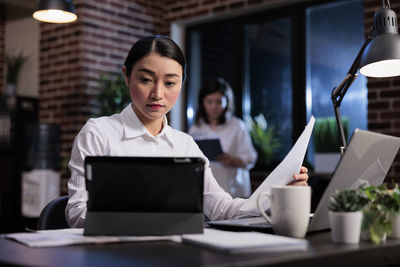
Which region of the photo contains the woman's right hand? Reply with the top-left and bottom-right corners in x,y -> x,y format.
287,166 -> 308,186
216,154 -> 246,168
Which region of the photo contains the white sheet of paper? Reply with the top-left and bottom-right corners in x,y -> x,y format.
240,116 -> 315,212
182,228 -> 308,253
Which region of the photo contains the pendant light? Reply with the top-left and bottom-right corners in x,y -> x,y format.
33,0 -> 77,23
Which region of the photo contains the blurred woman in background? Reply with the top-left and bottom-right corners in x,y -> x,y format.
189,77 -> 257,198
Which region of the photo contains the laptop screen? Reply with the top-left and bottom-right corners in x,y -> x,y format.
308,129 -> 400,231
85,157 -> 205,213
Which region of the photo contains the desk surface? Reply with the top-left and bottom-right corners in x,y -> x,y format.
1,231 -> 400,267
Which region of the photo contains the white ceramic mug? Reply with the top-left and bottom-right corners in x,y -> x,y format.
257,186 -> 311,238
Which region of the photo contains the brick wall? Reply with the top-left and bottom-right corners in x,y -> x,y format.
364,0 -> 400,182
0,4 -> 5,93
38,0 -> 164,191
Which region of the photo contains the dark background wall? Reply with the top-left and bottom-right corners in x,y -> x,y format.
0,3 -> 4,92
1,0 -> 399,189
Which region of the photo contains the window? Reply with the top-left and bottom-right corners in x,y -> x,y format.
243,18 -> 293,160
185,0 -> 367,170
306,0 -> 367,164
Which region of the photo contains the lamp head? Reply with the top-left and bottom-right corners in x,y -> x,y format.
359,1 -> 400,77
33,0 -> 77,23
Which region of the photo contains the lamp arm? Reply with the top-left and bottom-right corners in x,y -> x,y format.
330,29 -> 375,152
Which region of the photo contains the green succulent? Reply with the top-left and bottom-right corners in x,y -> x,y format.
329,189 -> 368,212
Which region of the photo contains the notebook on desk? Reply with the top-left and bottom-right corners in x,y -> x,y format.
83,156 -> 205,236
208,129 -> 400,233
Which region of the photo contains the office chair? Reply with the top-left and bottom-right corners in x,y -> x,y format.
37,195 -> 70,230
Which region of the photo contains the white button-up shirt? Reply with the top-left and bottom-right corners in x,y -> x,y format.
189,117 -> 257,198
66,105 -> 254,227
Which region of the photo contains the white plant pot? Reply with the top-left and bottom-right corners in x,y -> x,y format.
390,213 -> 400,239
329,211 -> 362,244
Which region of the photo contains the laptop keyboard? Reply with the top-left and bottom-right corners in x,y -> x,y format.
249,222 -> 271,227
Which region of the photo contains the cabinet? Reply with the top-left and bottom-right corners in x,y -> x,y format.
0,96 -> 38,233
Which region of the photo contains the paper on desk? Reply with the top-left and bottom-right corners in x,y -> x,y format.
240,116 -> 315,212
4,228 -> 181,248
182,228 -> 308,253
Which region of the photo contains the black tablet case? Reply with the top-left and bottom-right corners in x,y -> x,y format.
84,156 -> 205,236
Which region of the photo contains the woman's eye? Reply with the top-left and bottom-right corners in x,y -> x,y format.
140,77 -> 152,83
165,81 -> 176,87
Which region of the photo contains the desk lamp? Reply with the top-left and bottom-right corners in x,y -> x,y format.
33,0 -> 77,23
331,0 -> 400,154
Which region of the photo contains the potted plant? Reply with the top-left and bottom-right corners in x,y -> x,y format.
388,184 -> 400,239
96,74 -> 131,116
5,53 -> 26,110
359,184 -> 393,244
244,114 -> 280,166
328,188 -> 368,244
313,117 -> 349,173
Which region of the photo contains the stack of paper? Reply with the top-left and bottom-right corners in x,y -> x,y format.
4,228 -> 180,248
5,228 -> 309,253
182,229 -> 309,253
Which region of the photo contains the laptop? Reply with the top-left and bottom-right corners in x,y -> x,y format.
83,156 -> 205,236
208,129 -> 400,233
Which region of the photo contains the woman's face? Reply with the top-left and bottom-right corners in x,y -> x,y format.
123,52 -> 183,127
202,92 -> 227,122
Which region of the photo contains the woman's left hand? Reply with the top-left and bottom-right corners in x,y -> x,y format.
287,166 -> 309,186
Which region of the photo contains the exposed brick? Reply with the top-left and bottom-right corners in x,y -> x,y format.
38,0 -> 165,190
368,91 -> 377,99
368,122 -> 391,130
367,6 -> 400,182
367,79 -> 391,88
381,111 -> 400,120
230,1 -> 245,10
368,112 -> 378,120
393,79 -> 400,87
368,101 -> 389,110
249,0 -> 263,5
213,5 -> 227,13
394,101 -> 400,108
381,90 -> 400,98
203,0 -> 215,5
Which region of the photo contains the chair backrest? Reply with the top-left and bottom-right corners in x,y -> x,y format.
37,196 -> 69,230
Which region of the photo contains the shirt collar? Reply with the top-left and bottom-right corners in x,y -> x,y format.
121,104 -> 175,145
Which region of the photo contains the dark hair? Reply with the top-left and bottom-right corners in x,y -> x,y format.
195,77 -> 234,125
123,35 -> 186,81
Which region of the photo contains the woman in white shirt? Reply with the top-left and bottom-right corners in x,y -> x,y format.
189,78 -> 257,198
66,36 -> 308,228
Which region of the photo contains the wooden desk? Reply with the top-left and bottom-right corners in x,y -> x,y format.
1,231 -> 400,267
